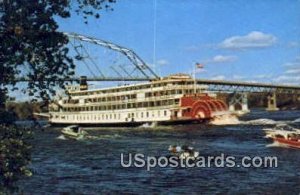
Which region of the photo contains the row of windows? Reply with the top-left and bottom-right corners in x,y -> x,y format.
64,88 -> 203,105
70,81 -> 197,96
84,94 -> 137,103
127,110 -> 168,118
71,84 -> 151,96
57,110 -> 169,121
59,99 -> 180,112
63,94 -> 137,104
145,89 -> 201,98
60,113 -> 121,120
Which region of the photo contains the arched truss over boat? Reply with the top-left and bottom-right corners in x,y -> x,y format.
64,32 -> 159,80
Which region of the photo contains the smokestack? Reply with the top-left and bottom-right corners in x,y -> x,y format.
80,76 -> 88,90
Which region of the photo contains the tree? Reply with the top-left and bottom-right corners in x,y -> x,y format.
0,0 -> 116,192
0,0 -> 116,102
0,125 -> 33,193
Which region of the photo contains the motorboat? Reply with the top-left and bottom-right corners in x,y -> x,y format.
168,145 -> 200,160
61,125 -> 88,139
263,124 -> 300,149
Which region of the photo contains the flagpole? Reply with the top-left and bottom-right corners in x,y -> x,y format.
193,63 -> 196,94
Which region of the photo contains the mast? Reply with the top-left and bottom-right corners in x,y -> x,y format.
193,63 -> 196,94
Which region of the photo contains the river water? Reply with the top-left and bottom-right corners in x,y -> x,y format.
18,110 -> 300,194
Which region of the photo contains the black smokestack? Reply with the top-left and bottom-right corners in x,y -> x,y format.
80,76 -> 88,90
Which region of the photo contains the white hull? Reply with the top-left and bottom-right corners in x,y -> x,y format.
50,106 -> 189,125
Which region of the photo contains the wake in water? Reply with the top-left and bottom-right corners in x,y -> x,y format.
139,122 -> 157,128
243,118 -> 281,125
56,135 -> 67,140
210,115 -> 292,126
210,114 -> 240,125
93,134 -> 122,139
266,141 -> 289,148
59,134 -> 122,141
293,118 -> 300,123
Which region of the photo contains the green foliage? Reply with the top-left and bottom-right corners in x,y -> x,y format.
0,110 -> 17,125
1,1 -> 73,99
0,124 -> 33,193
0,0 -> 115,100
73,0 -> 116,23
0,0 -> 116,192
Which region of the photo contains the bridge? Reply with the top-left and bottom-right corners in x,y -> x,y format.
15,76 -> 300,94
15,32 -> 300,113
195,79 -> 300,94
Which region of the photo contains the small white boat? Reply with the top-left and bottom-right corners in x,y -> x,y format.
61,125 -> 88,139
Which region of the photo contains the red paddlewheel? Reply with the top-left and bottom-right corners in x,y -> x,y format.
180,94 -> 228,119
192,101 -> 212,118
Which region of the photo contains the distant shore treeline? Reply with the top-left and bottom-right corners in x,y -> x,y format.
5,102 -> 48,120
5,94 -> 300,120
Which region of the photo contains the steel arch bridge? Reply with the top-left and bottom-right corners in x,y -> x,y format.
65,32 -> 159,80
14,32 -> 300,94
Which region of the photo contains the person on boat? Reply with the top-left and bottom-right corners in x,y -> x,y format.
168,145 -> 199,159
168,145 -> 183,153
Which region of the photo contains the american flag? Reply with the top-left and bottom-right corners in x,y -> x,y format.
196,63 -> 204,69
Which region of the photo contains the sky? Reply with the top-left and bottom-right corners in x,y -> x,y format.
57,0 -> 300,85
9,0 -> 300,100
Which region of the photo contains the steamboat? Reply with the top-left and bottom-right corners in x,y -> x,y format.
42,74 -> 229,126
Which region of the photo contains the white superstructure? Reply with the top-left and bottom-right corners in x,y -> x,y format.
48,74 -> 228,126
